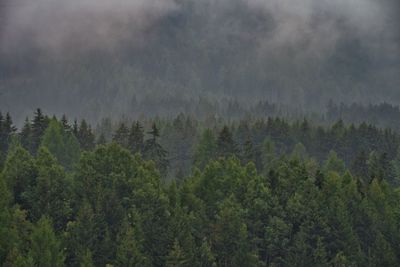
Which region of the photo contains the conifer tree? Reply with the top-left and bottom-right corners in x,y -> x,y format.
1,146 -> 37,209
31,108 -> 48,154
165,240 -> 188,267
41,119 -> 80,169
144,123 -> 168,176
28,217 -> 65,267
115,224 -> 150,267
77,120 -> 95,151
19,118 -> 33,153
194,128 -> 217,169
80,249 -> 95,267
96,133 -> 107,145
113,123 -> 130,149
242,136 -> 256,165
29,147 -> 71,230
217,126 -> 237,158
61,114 -> 70,131
128,121 -> 144,154
0,113 -> 16,162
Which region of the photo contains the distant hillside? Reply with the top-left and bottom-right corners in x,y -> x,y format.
0,0 -> 399,123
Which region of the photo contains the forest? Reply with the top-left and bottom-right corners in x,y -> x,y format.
1,0 -> 399,266
1,109 -> 400,266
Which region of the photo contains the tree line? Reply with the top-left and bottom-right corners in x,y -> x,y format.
1,109 -> 400,266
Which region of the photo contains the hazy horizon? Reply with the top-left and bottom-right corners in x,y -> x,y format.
1,0 -> 399,123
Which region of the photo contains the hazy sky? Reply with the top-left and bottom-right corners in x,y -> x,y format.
1,0 -> 398,57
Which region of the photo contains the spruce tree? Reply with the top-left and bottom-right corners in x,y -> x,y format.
113,123 -> 130,149
20,118 -> 33,153
165,240 -> 187,267
128,121 -> 144,154
0,113 -> 16,157
77,120 -> 95,151
194,128 -> 217,169
144,123 -> 168,176
115,224 -> 150,267
242,136 -> 255,165
217,126 -> 237,158
28,217 -> 65,267
31,108 -> 48,154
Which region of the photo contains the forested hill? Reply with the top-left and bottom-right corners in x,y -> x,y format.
1,110 -> 400,266
1,0 -> 399,123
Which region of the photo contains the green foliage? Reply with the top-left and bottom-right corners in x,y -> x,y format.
323,150 -> 346,175
113,123 -> 130,149
115,223 -> 150,267
77,120 -> 95,151
129,121 -> 144,154
1,111 -> 400,266
29,217 -> 65,267
1,146 -> 37,209
79,249 -> 94,267
41,119 -> 80,169
194,128 -> 217,169
29,147 -> 71,230
217,126 -> 237,158
165,240 -> 188,267
144,123 -> 169,177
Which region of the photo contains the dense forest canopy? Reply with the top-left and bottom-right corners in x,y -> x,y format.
0,0 -> 399,123
1,110 -> 400,266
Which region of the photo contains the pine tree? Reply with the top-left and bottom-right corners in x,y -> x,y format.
28,217 -> 65,267
1,146 -> 37,209
261,137 -> 276,174
77,120 -> 95,151
242,136 -> 255,165
41,119 -> 80,169
29,147 -> 71,231
351,150 -> 369,186
61,114 -> 70,131
213,197 -> 258,266
323,150 -> 346,175
194,128 -> 217,169
198,239 -> 216,267
0,174 -> 14,264
31,108 -> 48,154
217,126 -> 237,158
113,123 -> 130,149
80,249 -> 95,267
72,119 -> 79,137
0,113 -> 16,158
20,118 -> 33,153
291,142 -> 308,161
165,240 -> 188,267
97,133 -> 107,145
128,121 -> 144,154
115,224 -> 150,267
144,123 -> 168,176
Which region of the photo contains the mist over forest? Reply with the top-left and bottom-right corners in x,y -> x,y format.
2,1 -> 400,266
0,0 -> 399,124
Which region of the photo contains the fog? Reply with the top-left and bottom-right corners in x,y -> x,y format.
0,0 -> 399,123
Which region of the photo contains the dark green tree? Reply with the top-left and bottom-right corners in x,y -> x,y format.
19,118 -> 33,154
194,128 -> 217,169
128,121 -> 144,154
31,108 -> 49,154
41,119 -> 80,169
113,123 -> 130,149
28,217 -> 65,267
77,120 -> 95,151
217,126 -> 237,158
144,123 -> 168,176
